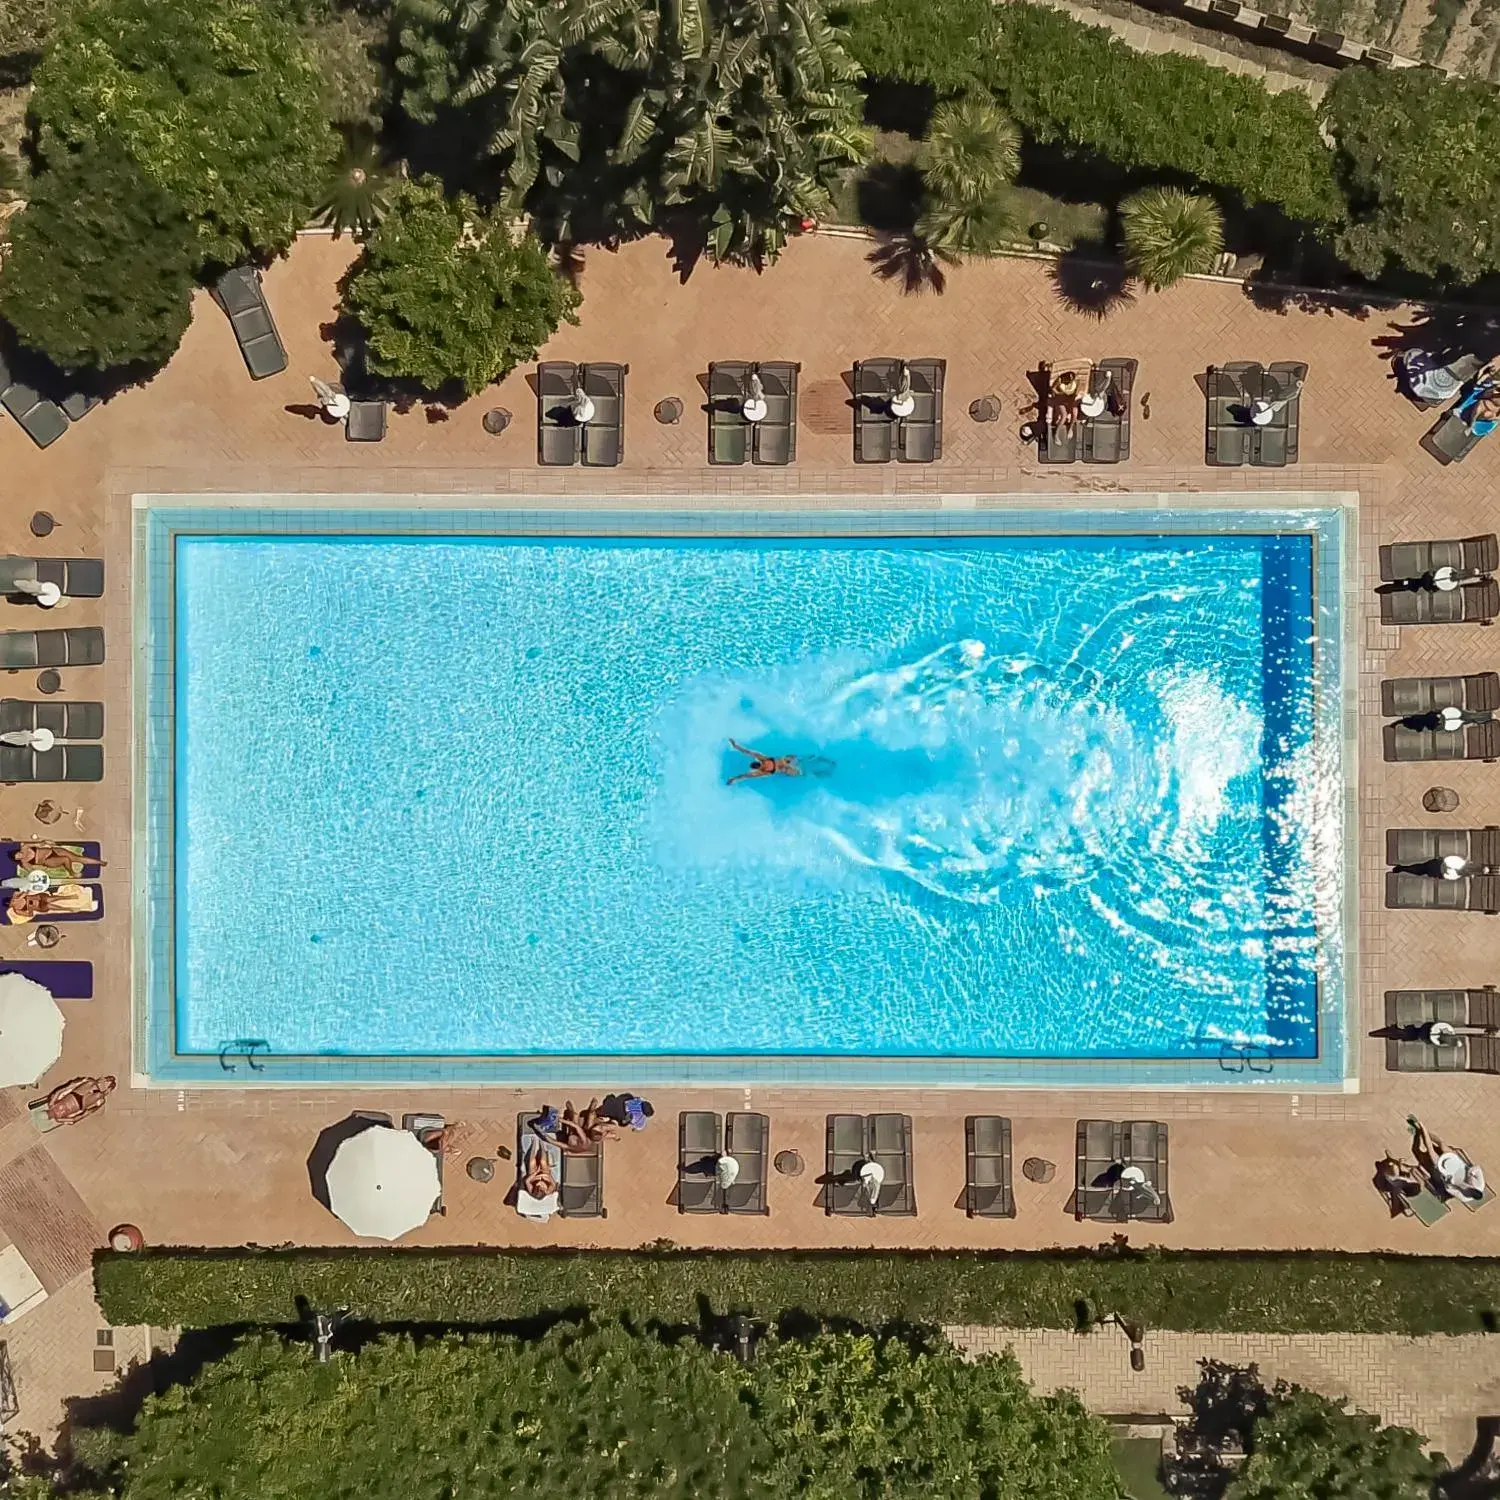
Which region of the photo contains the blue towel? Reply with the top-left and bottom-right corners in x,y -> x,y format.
625,1098 -> 650,1131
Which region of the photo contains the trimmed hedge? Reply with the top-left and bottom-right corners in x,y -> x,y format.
97,1247 -> 1500,1334
839,0 -> 1344,226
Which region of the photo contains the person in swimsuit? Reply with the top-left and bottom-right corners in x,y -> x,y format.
727,739 -> 802,786
16,842 -> 104,878
40,1075 -> 116,1124
522,1144 -> 558,1199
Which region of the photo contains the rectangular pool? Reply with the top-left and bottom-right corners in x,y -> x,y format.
139,504 -> 1352,1086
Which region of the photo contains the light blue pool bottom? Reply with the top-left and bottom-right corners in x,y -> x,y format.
143,506 -> 1349,1087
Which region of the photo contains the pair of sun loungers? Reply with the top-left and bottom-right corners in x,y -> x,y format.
1384,988 -> 1500,1073
1385,827 -> 1500,912
1205,361 -> 1306,467
677,1111 -> 769,1214
709,361 -> 799,466
537,361 -> 627,466
1073,1119 -> 1173,1223
515,1111 -> 605,1219
825,1113 -> 917,1215
1379,534 -> 1499,625
1037,359 -> 1138,465
852,358 -> 944,464
0,347 -> 100,450
1381,672 -> 1500,762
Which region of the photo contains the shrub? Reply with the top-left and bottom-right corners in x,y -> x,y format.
65,1325 -> 1120,1500
95,1247 -> 1500,1334
1322,66 -> 1500,284
30,0 -> 335,266
839,0 -> 1344,228
0,141 -> 198,371
343,176 -> 580,394
1120,185 -> 1224,290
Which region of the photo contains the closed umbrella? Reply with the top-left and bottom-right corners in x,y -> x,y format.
0,973 -> 63,1087
324,1126 -> 440,1240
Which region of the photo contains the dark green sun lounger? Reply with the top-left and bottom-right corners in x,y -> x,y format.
537,360 -> 582,466
678,1110 -> 721,1214
1205,362 -> 1255,466
0,628 -> 104,669
825,1113 -> 867,1215
1082,358 -> 1138,464
0,558 -> 104,598
964,1115 -> 1014,1218
212,266 -> 287,380
582,362 -> 627,468
1382,672 -> 1499,717
898,359 -> 944,463
724,1110 -> 769,1214
0,701 -> 103,739
709,361 -> 752,465
853,358 -> 898,463
1381,578 -> 1500,625
1384,717 -> 1500,762
1384,989 -> 1500,1072
0,743 -> 103,782
752,362 -> 798,466
1381,534 -> 1498,583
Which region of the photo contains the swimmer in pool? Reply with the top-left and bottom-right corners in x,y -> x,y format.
727,738 -> 802,786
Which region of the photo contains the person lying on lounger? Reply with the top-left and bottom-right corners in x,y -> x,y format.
38,1075 -> 116,1124
556,1099 -> 619,1153
522,1144 -> 558,1200
16,842 -> 105,878
6,883 -> 96,923
727,739 -> 802,786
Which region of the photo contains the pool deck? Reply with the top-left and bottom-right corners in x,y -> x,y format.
2,229 -> 1500,1430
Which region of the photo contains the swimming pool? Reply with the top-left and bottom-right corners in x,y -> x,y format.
139,503 -> 1352,1086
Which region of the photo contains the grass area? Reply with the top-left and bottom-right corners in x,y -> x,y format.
829,129 -> 1107,249
1112,1437 -> 1172,1500
97,1247 -> 1500,1334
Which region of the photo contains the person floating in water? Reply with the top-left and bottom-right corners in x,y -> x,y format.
727,738 -> 802,786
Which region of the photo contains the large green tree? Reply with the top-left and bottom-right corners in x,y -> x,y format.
1323,67 -> 1500,284
1225,1387 -> 1440,1500
63,1325 -> 1122,1500
0,142 -> 199,371
30,0 -> 336,266
394,0 -> 869,265
343,175 -> 580,393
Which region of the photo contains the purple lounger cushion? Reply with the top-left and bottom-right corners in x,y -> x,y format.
0,842 -> 104,921
0,961 -> 92,998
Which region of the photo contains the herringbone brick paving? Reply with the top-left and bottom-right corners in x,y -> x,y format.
2,230 -> 1500,1447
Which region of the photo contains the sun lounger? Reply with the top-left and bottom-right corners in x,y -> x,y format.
0,842 -> 102,885
1074,1119 -> 1172,1222
868,1113 -> 917,1215
1382,672 -> 1500,718
0,349 -> 69,450
853,358 -> 899,463
582,362 -> 627,468
402,1113 -> 446,1215
1251,360 -> 1306,467
1386,827 -> 1500,870
1383,716 -> 1500,762
560,1132 -> 605,1218
345,399 -> 387,442
1405,1176 -> 1452,1226
709,361 -> 752,465
537,361 -> 582,466
3,882 -> 100,923
1381,535 -> 1499,583
677,1109 -> 721,1214
211,266 -> 288,380
1423,408 -> 1487,466
899,358 -> 944,463
1400,349 -> 1482,406
964,1115 -> 1014,1218
1384,989 -> 1500,1072
0,559 -> 104,599
515,1113 -> 562,1222
1038,362 -> 1081,465
0,628 -> 104,670
0,701 -> 103,739
725,1111 -> 769,1215
752,361 -> 798,466
825,1113 -> 867,1215
0,960 -> 92,998
0,743 -> 102,782
1380,579 -> 1500,625
1386,871 -> 1500,912
1082,358 -> 1137,464
1205,362 -> 1254,466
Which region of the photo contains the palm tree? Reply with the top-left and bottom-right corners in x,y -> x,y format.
315,129 -> 398,239
920,95 -> 1020,208
916,193 -> 1018,258
1120,186 -> 1225,290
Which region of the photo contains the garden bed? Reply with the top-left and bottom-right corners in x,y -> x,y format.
97,1246 -> 1500,1334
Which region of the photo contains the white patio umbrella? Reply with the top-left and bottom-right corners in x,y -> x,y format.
0,973 -> 64,1087
324,1125 -> 440,1241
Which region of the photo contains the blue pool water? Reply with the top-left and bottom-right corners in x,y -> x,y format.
169,524 -> 1340,1066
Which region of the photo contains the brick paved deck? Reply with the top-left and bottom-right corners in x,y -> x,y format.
2,230 -> 1499,1445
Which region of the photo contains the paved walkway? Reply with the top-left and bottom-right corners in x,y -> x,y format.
948,1325 -> 1500,1462
1024,0 -> 1327,99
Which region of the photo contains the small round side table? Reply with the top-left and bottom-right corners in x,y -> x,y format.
969,396 -> 1001,423
774,1149 -> 805,1177
1423,786 -> 1460,813
654,397 -> 684,425
37,670 -> 62,695
29,511 -> 56,539
1022,1157 -> 1056,1184
482,408 -> 512,436
466,1156 -> 496,1183
109,1223 -> 144,1252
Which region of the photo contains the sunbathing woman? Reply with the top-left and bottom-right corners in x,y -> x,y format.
16,842 -> 104,878
557,1099 -> 619,1153
6,883 -> 96,924
522,1144 -> 558,1200
727,739 -> 802,787
39,1075 -> 116,1124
